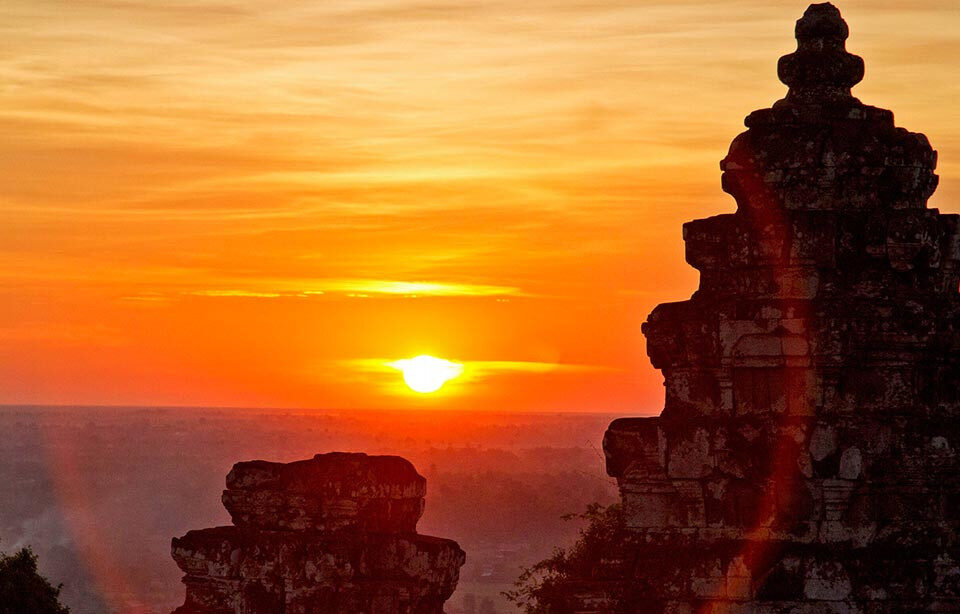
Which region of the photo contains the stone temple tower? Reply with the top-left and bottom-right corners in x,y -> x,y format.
583,3 -> 960,612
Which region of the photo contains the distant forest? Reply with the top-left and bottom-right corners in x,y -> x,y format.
0,406 -> 619,614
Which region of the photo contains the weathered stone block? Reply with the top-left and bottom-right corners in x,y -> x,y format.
222,453 -> 426,532
170,453 -> 464,613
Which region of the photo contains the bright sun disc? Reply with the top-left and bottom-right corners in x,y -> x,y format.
387,355 -> 463,393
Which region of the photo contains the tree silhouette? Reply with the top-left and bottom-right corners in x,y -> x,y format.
0,543 -> 70,614
504,503 -> 625,613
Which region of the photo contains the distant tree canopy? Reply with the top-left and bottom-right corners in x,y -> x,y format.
504,503 -> 625,613
0,543 -> 70,614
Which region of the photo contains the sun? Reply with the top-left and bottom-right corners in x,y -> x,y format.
387,355 -> 464,394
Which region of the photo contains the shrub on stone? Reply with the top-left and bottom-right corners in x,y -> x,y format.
504,503 -> 625,613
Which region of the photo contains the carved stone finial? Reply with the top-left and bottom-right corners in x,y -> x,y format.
777,3 -> 864,103
720,3 -> 938,212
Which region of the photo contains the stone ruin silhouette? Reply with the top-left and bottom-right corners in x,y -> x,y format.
169,453 -> 464,613
562,3 -> 960,613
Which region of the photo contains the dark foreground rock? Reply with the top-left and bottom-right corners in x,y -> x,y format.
556,3 -> 960,613
170,452 -> 464,614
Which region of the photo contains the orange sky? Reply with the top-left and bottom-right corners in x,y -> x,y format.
3,1 -> 959,411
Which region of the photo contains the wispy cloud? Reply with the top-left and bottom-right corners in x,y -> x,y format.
188,290 -> 285,298
184,279 -> 523,299
343,358 -> 612,372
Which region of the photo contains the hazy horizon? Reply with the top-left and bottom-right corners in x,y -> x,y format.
0,404 -> 620,613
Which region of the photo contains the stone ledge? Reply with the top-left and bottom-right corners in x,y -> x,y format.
222,452 -> 426,532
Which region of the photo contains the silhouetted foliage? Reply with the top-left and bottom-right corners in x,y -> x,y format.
0,543 -> 70,614
504,503 -> 624,613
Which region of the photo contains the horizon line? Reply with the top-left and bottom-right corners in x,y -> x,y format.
0,402 -> 644,417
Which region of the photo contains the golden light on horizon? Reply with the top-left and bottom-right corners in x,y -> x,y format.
387,355 -> 464,394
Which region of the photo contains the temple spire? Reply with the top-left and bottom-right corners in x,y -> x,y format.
777,3 -> 864,104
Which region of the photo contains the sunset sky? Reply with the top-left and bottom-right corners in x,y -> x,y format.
3,0 -> 959,411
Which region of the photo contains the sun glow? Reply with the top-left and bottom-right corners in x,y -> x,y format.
387,355 -> 464,394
